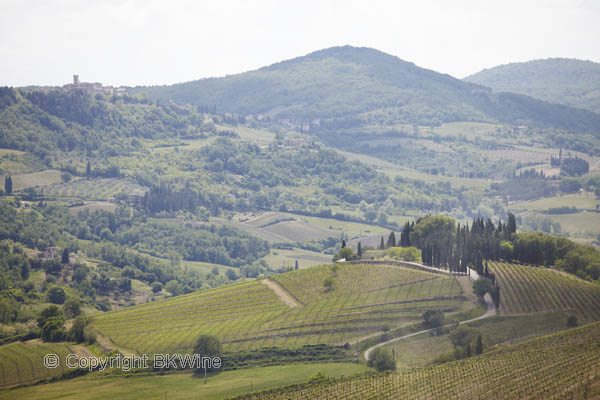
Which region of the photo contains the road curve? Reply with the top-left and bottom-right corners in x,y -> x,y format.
364,293 -> 496,361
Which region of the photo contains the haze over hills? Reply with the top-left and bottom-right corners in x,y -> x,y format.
133,46 -> 600,134
465,58 -> 600,115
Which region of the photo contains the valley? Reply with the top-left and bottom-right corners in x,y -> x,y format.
2,42 -> 600,399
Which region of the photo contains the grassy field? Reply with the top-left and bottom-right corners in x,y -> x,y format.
509,192 -> 599,211
220,211 -> 391,244
8,169 -> 63,190
0,149 -> 47,174
542,212 -> 600,238
91,263 -> 466,355
215,124 -> 276,144
489,261 -> 600,322
69,201 -> 119,215
336,149 -> 490,189
40,178 -> 147,200
263,248 -> 331,269
384,332 -> 454,370
0,362 -> 370,400
238,321 -> 600,400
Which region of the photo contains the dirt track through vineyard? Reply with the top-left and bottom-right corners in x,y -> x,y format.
261,279 -> 300,308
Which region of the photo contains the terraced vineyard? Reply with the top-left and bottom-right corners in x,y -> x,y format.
92,263 -> 466,354
0,341 -> 75,388
39,178 -> 147,200
235,320 -> 600,399
387,333 -> 454,369
489,261 -> 600,321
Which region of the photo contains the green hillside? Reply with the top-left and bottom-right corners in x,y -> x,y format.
91,263 -> 465,354
0,341 -> 78,388
132,46 -> 600,133
235,320 -> 600,399
465,58 -> 600,115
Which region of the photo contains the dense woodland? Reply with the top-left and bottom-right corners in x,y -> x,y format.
0,197 -> 273,338
133,46 -> 600,134
465,58 -> 600,115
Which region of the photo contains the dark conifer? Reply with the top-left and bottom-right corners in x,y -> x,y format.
386,232 -> 396,248
61,248 -> 69,265
4,175 -> 12,195
475,335 -> 483,355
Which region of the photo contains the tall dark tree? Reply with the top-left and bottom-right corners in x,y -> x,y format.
379,237 -> 385,250
386,232 -> 396,248
294,260 -> 299,270
61,248 -> 69,265
507,213 -> 517,237
341,239 -> 346,248
401,222 -> 412,247
475,334 -> 483,355
357,242 -> 362,257
4,175 -> 12,195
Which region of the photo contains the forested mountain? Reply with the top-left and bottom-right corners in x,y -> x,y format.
465,58 -> 600,115
132,46 -> 600,133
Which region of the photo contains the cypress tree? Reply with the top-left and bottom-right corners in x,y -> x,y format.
341,240 -> 346,249
401,222 -> 412,247
379,237 -> 385,250
507,213 -> 517,236
61,248 -> 69,265
294,260 -> 299,270
4,175 -> 12,195
386,232 -> 396,248
475,335 -> 483,355
357,242 -> 362,257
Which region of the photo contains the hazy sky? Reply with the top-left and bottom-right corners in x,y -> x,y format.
1,0 -> 599,87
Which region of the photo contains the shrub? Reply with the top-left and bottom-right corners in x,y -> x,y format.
41,317 -> 66,342
374,349 -> 396,372
385,246 -> 421,262
333,247 -> 354,261
193,334 -> 222,372
422,309 -> 444,328
47,286 -> 66,304
323,277 -> 335,291
63,298 -> 82,318
69,316 -> 89,343
226,268 -> 238,280
472,278 -> 494,299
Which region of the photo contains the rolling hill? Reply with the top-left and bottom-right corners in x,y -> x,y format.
234,320 -> 600,399
91,263 -> 465,355
132,46 -> 600,133
465,58 -> 600,115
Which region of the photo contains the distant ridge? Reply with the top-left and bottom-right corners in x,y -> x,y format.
131,46 -> 600,133
465,58 -> 600,115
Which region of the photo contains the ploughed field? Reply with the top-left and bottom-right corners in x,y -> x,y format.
91,263 -> 465,354
235,320 -> 600,400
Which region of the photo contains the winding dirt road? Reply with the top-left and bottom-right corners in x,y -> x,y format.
364,292 -> 496,361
